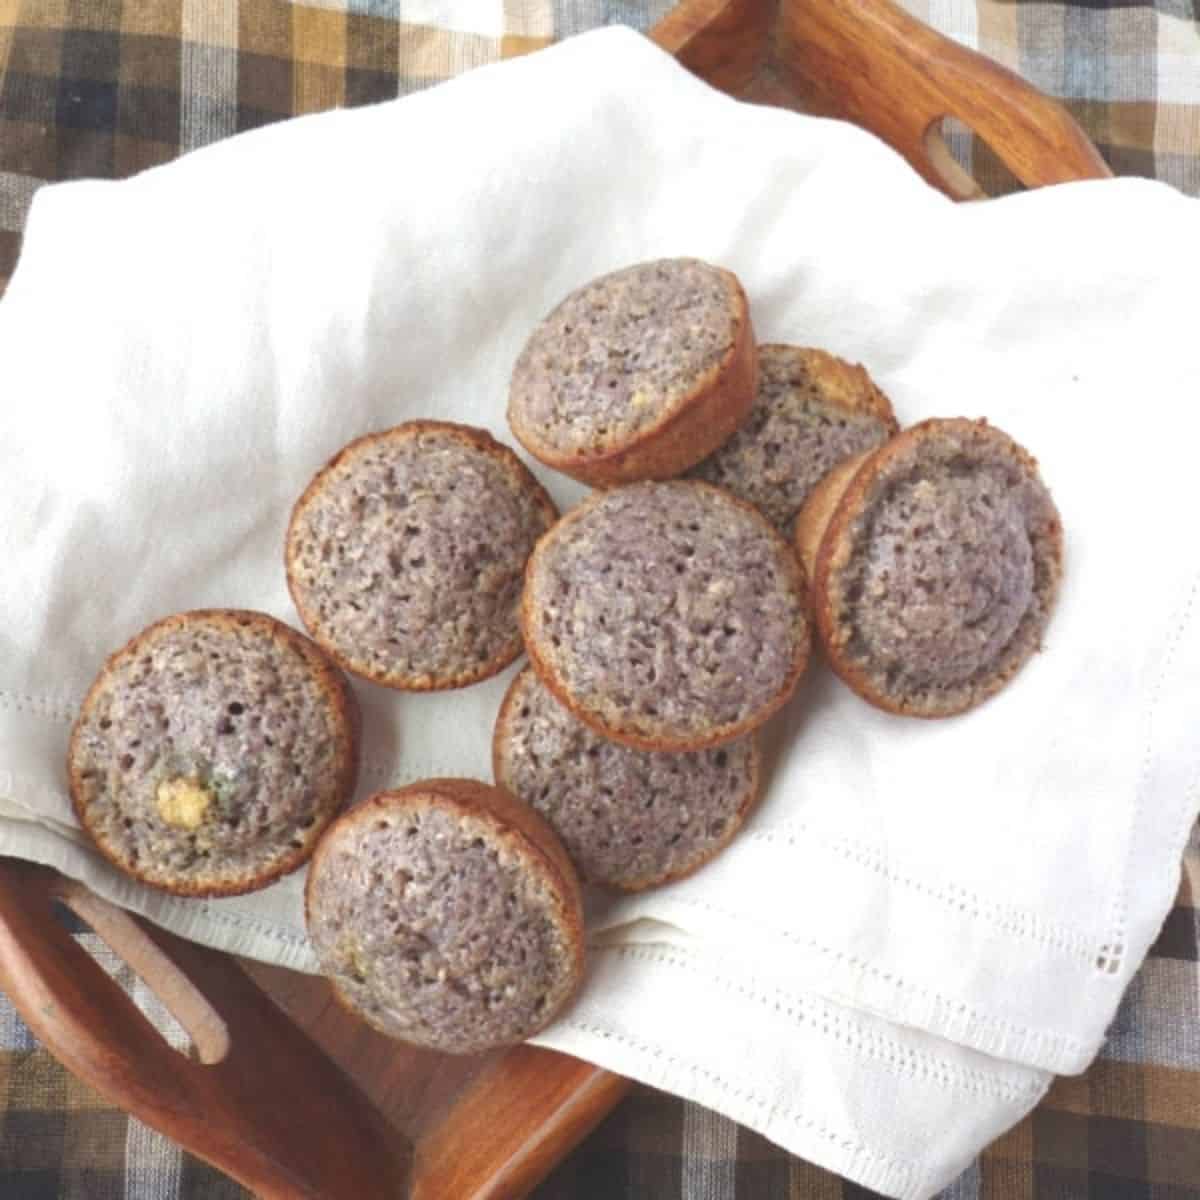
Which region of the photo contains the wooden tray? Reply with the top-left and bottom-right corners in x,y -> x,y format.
0,2 -> 1111,1197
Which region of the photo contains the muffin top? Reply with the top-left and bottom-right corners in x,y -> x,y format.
509,258 -> 743,456
68,609 -> 357,896
689,345 -> 897,529
817,418 -> 1063,716
494,667 -> 759,890
285,421 -> 557,690
305,780 -> 583,1054
523,480 -> 810,750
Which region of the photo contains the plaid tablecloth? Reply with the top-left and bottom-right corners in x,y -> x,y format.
1,3 -> 1198,1197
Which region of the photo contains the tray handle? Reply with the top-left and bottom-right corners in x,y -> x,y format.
0,860 -> 410,1199
777,0 -> 1112,196
651,0 -> 1112,197
47,875 -> 231,1065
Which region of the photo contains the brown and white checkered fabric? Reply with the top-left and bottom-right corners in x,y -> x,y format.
2,3 -> 1198,1197
904,0 -> 1200,197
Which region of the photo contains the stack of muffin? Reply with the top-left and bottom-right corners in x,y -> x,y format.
67,258 -> 1062,1056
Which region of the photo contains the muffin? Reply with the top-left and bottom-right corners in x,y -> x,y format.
508,258 -> 757,486
67,609 -> 358,897
796,418 -> 1063,718
305,779 -> 585,1055
285,420 -> 557,690
688,345 -> 898,529
522,480 -> 810,751
494,667 -> 760,891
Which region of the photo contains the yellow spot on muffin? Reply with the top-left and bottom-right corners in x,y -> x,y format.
156,778 -> 213,830
345,941 -> 373,984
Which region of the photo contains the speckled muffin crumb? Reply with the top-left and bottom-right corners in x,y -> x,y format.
508,258 -> 757,486
810,418 -> 1063,717
494,667 -> 760,891
305,779 -> 584,1054
688,345 -> 897,529
68,609 -> 358,897
285,421 -> 557,690
522,480 -> 810,751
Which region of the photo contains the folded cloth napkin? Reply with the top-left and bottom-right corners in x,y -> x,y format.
2,27 -> 1198,1199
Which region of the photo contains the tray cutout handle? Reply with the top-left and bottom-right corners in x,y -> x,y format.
774,0 -> 1112,197
49,876 -> 230,1065
0,861 -> 411,1199
650,0 -> 1112,198
923,118 -> 984,200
